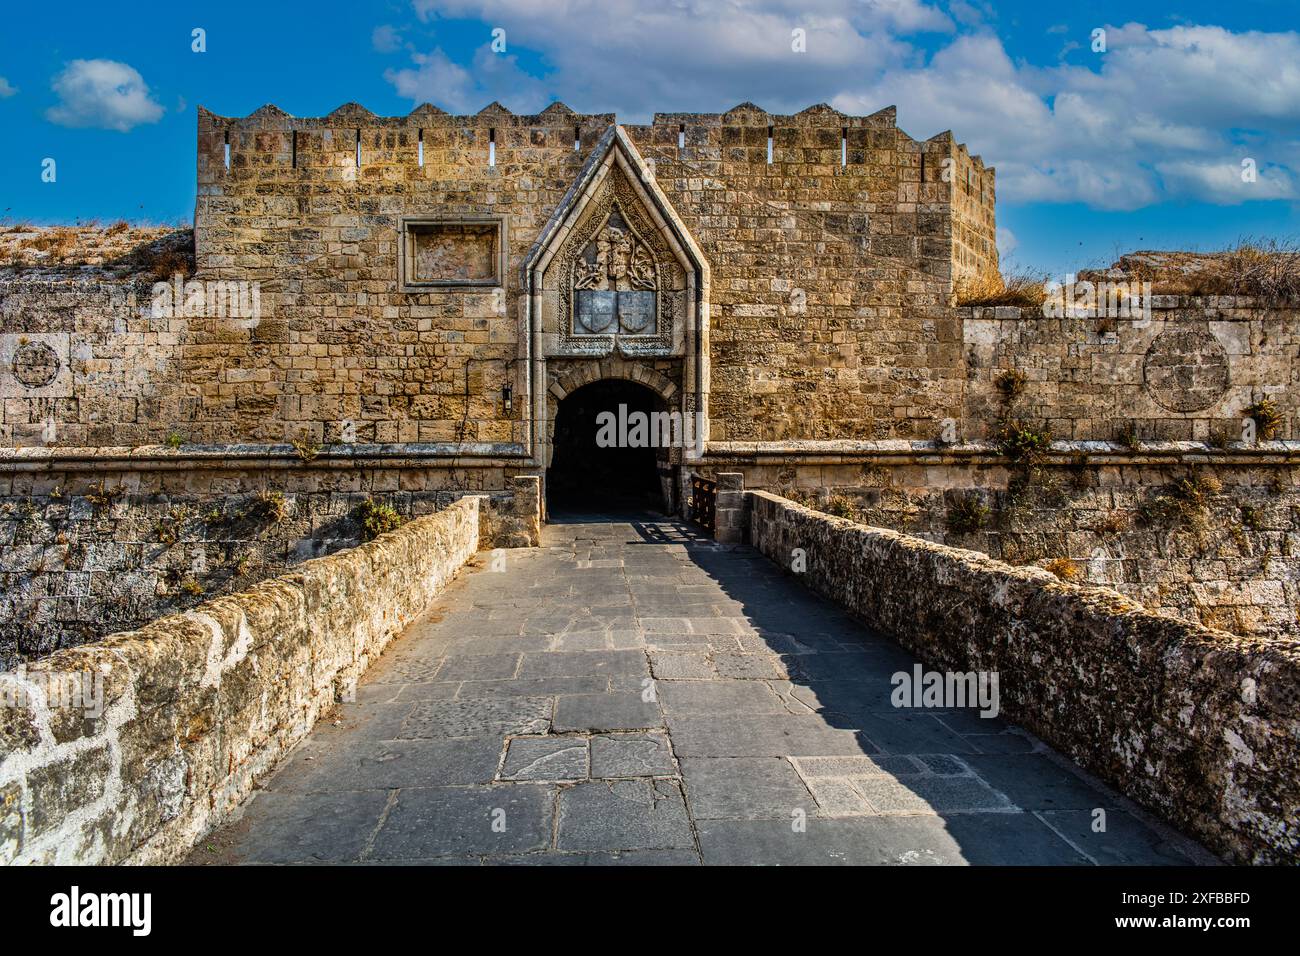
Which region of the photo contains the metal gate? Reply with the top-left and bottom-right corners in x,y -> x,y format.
689,475 -> 716,532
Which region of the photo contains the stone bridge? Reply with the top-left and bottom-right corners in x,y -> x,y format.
188,517 -> 1210,866
2,484 -> 1295,866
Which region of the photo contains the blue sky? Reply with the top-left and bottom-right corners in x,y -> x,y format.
1,0 -> 1297,275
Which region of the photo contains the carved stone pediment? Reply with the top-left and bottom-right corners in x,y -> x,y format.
521,123 -> 710,463
554,169 -> 682,357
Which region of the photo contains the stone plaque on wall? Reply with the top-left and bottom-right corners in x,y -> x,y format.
561,194 -> 672,352
1143,327 -> 1231,412
1,332 -> 72,399
400,217 -> 506,289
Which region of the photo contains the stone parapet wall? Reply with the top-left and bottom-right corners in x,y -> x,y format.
746,490 -> 1300,864
0,496 -> 484,865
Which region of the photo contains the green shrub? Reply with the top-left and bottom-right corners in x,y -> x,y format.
359,498 -> 403,541
996,421 -> 1052,464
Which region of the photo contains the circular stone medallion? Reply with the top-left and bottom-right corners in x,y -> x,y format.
11,341 -> 62,389
1142,327 -> 1230,412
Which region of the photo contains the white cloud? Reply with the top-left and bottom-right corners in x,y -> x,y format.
385,46 -> 549,113
0,77 -> 16,98
385,5 -> 1300,209
838,25 -> 1300,209
373,24 -> 403,53
397,0 -> 943,117
45,59 -> 164,132
1155,159 -> 1297,205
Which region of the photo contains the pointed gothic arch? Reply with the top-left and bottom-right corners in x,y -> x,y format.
519,125 -> 710,477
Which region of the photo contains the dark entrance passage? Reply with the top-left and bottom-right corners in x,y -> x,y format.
547,379 -> 671,515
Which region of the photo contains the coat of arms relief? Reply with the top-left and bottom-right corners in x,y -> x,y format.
573,209 -> 657,336
557,170 -> 680,356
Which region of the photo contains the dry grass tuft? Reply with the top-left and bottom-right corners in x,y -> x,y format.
955,269 -> 1049,308
1043,558 -> 1081,582
1101,239 -> 1300,300
22,226 -> 78,260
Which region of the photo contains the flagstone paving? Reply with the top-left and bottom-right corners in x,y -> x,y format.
190,516 -> 1215,866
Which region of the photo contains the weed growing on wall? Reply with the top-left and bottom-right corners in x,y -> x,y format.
994,368 -> 1028,403
1245,398 -> 1283,440
946,494 -> 990,534
84,480 -> 122,513
154,506 -> 190,546
359,498 -> 403,540
291,436 -> 322,462
1240,504 -> 1264,532
825,494 -> 859,520
1139,471 -> 1223,533
249,489 -> 289,524
996,421 -> 1052,465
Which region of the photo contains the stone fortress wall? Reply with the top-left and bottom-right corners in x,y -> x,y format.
704,297 -> 1300,637
5,101 -> 995,449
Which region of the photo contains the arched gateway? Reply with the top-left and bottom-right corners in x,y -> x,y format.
520,125 -> 710,514
548,378 -> 669,514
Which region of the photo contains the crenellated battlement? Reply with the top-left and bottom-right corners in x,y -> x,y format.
196,99 -> 998,283
197,100 -> 991,183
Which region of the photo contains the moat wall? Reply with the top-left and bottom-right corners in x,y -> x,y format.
0,496 -> 484,865
746,490 -> 1300,864
698,454 -> 1299,638
0,459 -> 539,668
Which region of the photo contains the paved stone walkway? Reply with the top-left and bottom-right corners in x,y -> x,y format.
193,516 -> 1212,866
